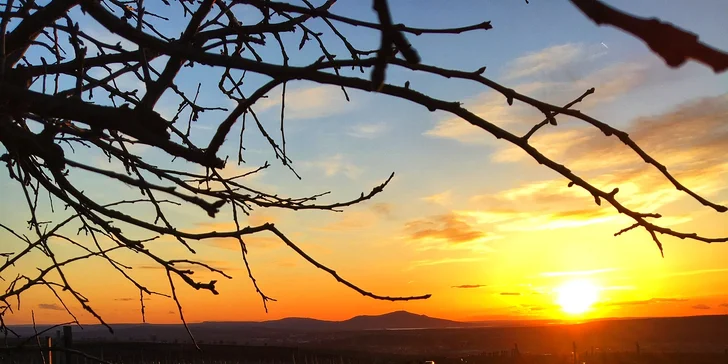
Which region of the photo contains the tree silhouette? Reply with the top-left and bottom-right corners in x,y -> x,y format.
1,0 -> 727,345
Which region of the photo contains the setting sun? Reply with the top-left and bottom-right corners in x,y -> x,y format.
555,279 -> 600,315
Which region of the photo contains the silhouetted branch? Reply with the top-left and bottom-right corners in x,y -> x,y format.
569,0 -> 728,73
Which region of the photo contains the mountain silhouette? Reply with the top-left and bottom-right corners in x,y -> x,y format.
204,310 -> 469,331
340,310 -> 465,330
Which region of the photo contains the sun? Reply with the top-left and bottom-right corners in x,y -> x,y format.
555,279 -> 599,315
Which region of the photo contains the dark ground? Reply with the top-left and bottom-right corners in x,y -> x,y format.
3,314 -> 728,363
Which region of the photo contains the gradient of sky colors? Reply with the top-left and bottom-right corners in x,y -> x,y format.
1,0 -> 727,325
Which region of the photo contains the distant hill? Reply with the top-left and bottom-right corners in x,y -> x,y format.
203,310 -> 470,331
340,310 -> 467,330
11,312 -> 728,355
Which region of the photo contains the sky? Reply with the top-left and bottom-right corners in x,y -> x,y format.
1,0 -> 728,325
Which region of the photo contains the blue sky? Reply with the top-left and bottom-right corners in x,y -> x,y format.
1,0 -> 728,324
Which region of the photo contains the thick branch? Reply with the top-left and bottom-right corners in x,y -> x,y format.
570,0 -> 728,73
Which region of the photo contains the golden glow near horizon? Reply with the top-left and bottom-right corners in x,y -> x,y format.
555,279 -> 599,316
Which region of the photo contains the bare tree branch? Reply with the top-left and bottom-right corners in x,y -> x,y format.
569,0 -> 728,73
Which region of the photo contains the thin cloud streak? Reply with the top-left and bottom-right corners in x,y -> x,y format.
661,268 -> 728,278
407,257 -> 484,270
540,268 -> 618,277
452,284 -> 487,289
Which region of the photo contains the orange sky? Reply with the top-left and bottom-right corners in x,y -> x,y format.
1,1 -> 728,326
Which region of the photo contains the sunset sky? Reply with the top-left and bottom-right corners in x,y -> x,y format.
1,0 -> 728,325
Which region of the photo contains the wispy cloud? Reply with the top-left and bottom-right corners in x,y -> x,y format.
347,122 -> 388,138
467,94 -> 728,231
599,297 -> 688,307
404,213 -> 499,252
408,257 -> 484,270
422,190 -> 452,206
692,304 -> 711,310
424,82 -> 547,145
487,93 -> 728,219
114,297 -> 150,302
303,154 -> 363,179
137,259 -> 238,272
452,284 -> 487,289
493,94 -> 728,173
456,208 -> 614,232
662,268 -> 728,278
540,268 -> 618,277
406,214 -> 486,244
425,43 -> 655,145
504,43 -> 604,80
255,84 -> 352,120
38,303 -> 64,311
370,203 -> 393,217
500,292 -> 522,296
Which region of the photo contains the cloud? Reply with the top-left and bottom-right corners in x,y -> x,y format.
599,298 -> 688,307
504,43 -> 605,80
422,190 -> 452,206
467,94 -> 728,231
347,123 -> 387,138
424,82 -> 547,145
719,303 -> 728,308
408,257 -> 484,270
255,84 -> 352,120
303,154 -> 363,179
137,260 -> 238,272
452,284 -> 487,289
540,268 -> 618,277
466,176 -> 693,231
370,203 -> 393,217
456,207 -> 614,232
488,94 -> 728,216
425,45 -> 654,145
662,268 -> 728,278
520,303 -> 551,311
404,213 -> 499,252
692,304 -> 711,310
38,303 -> 64,311
406,214 -> 486,243
498,94 -> 728,171
114,297 -> 150,302
500,292 -> 522,296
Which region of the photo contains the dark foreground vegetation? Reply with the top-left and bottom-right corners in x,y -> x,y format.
1,341 -> 728,364
3,314 -> 728,364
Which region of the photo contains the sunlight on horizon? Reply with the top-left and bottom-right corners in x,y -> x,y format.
555,279 -> 600,316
